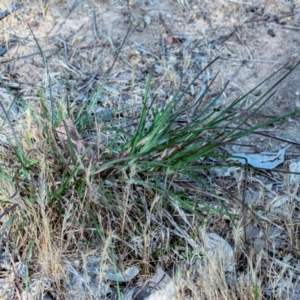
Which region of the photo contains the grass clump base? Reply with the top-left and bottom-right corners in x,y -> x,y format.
0,58 -> 300,299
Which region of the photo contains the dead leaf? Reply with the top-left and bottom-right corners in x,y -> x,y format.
203,232 -> 234,272
55,117 -> 94,166
229,146 -> 290,169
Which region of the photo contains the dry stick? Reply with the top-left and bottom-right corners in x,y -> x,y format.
295,11 -> 300,26
101,21 -> 133,79
0,200 -> 21,300
244,10 -> 299,24
1,9 -> 86,63
79,41 -> 121,50
0,40 -> 121,64
279,25 -> 300,31
133,280 -> 150,299
190,73 -> 225,119
263,11 -> 299,24
159,13 -> 183,43
92,8 -> 99,39
10,259 -> 23,300
242,159 -> 249,242
77,70 -> 100,92
0,3 -> 23,21
222,124 -> 300,147
0,48 -> 56,63
160,23 -> 166,48
63,40 -> 69,62
221,58 -> 281,64
234,30 -> 253,60
197,27 -> 237,48
0,203 -> 19,220
47,0 -> 81,36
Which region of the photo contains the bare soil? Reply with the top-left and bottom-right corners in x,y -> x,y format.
1,0 -> 300,147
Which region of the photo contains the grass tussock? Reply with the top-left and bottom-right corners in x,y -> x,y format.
0,54 -> 300,299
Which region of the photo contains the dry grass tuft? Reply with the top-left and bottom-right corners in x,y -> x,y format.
0,59 -> 300,299
1,1 -> 300,299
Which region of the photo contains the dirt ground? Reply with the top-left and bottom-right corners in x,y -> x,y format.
1,0 -> 300,149
1,0 -> 300,298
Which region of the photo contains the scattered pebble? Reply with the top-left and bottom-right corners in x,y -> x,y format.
94,107 -> 113,123
135,19 -> 146,32
279,2 -> 295,14
267,28 -> 275,37
144,15 -> 151,25
154,64 -> 163,74
165,13 -> 172,19
165,36 -> 174,44
254,238 -> 265,254
50,6 -> 68,18
129,0 -> 139,7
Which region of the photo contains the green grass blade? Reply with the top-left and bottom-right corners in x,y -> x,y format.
28,24 -> 54,125
25,240 -> 34,292
130,70 -> 153,156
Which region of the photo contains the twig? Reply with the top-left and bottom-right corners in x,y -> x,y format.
265,10 -> 300,23
234,31 -> 253,60
0,3 -> 23,21
0,203 -> 19,220
101,22 -> 133,78
245,11 -> 300,24
278,24 -> 300,31
242,159 -> 248,242
161,35 -> 166,59
0,48 -> 56,63
159,13 -> 183,43
196,27 -> 237,48
10,258 -> 23,300
63,40 -> 69,62
92,9 -> 99,38
133,280 -> 150,299
220,57 -> 281,64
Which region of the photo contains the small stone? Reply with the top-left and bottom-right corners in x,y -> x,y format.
0,46 -> 7,56
144,15 -> 151,25
51,6 -> 68,18
254,238 -> 265,254
129,0 -> 140,7
252,89 -> 262,96
165,36 -> 174,44
267,28 -> 276,37
77,93 -> 88,102
97,94 -> 106,104
154,64 -> 163,74
165,13 -> 172,19
279,2 -> 295,14
94,107 -> 113,122
135,20 -> 146,32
